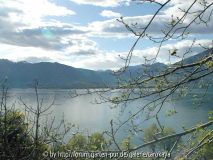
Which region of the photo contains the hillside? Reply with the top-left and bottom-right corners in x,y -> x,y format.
0,49 -> 212,88
0,60 -> 115,88
177,49 -> 212,65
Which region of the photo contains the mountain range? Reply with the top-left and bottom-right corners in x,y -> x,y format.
0,59 -> 115,88
0,49 -> 212,88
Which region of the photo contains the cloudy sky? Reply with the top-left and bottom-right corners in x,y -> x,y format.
0,0 -> 213,70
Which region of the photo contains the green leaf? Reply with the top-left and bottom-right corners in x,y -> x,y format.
208,111 -> 213,115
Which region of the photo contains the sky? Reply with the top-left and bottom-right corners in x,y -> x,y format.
0,0 -> 213,70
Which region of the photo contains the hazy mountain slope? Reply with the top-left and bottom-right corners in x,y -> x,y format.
0,49 -> 211,88
0,60 -> 113,88
178,49 -> 212,65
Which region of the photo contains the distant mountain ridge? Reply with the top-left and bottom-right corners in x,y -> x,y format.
0,49 -> 212,88
0,60 -> 115,88
177,48 -> 213,65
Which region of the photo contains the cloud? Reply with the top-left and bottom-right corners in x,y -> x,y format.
0,0 -> 80,50
0,6 -> 23,18
64,51 -> 125,70
0,0 -> 75,31
20,56 -> 52,63
67,39 -> 213,70
1,38 -> 211,70
1,0 -> 212,52
0,26 -> 89,51
0,0 -> 113,58
2,46 -> 54,61
0,43 -> 68,62
132,39 -> 213,64
86,14 -> 213,38
85,0 -> 213,38
69,0 -> 131,7
0,35 -> 101,63
65,38 -> 101,56
71,49 -> 100,56
86,15 -> 170,38
100,10 -> 121,18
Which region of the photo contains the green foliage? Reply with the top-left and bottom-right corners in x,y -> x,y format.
144,123 -> 181,152
193,130 -> 213,160
120,139 -> 134,150
0,109 -> 36,159
144,123 -> 158,152
67,134 -> 87,150
205,60 -> 213,68
89,132 -> 106,150
158,126 -> 177,151
67,132 -> 106,151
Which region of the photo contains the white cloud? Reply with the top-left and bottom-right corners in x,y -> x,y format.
1,0 -> 213,50
1,0 -> 75,29
64,51 -> 124,70
0,0 -> 79,50
86,9 -> 213,38
132,39 -> 213,64
0,38 -> 211,70
0,44 -> 65,63
0,36 -> 102,64
86,15 -> 170,38
66,39 -> 213,70
69,0 -> 131,7
81,0 -> 213,38
65,38 -> 101,56
100,10 -> 121,18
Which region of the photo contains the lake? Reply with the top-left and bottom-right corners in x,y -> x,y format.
6,87 -> 213,147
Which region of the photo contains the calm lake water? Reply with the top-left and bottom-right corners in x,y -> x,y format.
6,88 -> 213,146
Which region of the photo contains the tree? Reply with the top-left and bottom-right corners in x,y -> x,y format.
0,108 -> 33,159
144,123 -> 181,152
120,135 -> 135,150
0,78 -> 74,159
19,78 -> 74,160
67,134 -> 87,150
67,132 -> 106,151
144,123 -> 158,152
158,126 -> 179,151
89,132 -> 106,150
68,0 -> 213,159
192,129 -> 213,160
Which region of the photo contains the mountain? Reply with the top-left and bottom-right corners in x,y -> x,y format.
176,49 -> 213,65
0,60 -> 168,88
0,60 -> 115,88
172,49 -> 213,83
0,49 -> 211,88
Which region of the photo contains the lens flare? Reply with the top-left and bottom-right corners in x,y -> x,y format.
41,28 -> 54,40
134,119 -> 140,124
